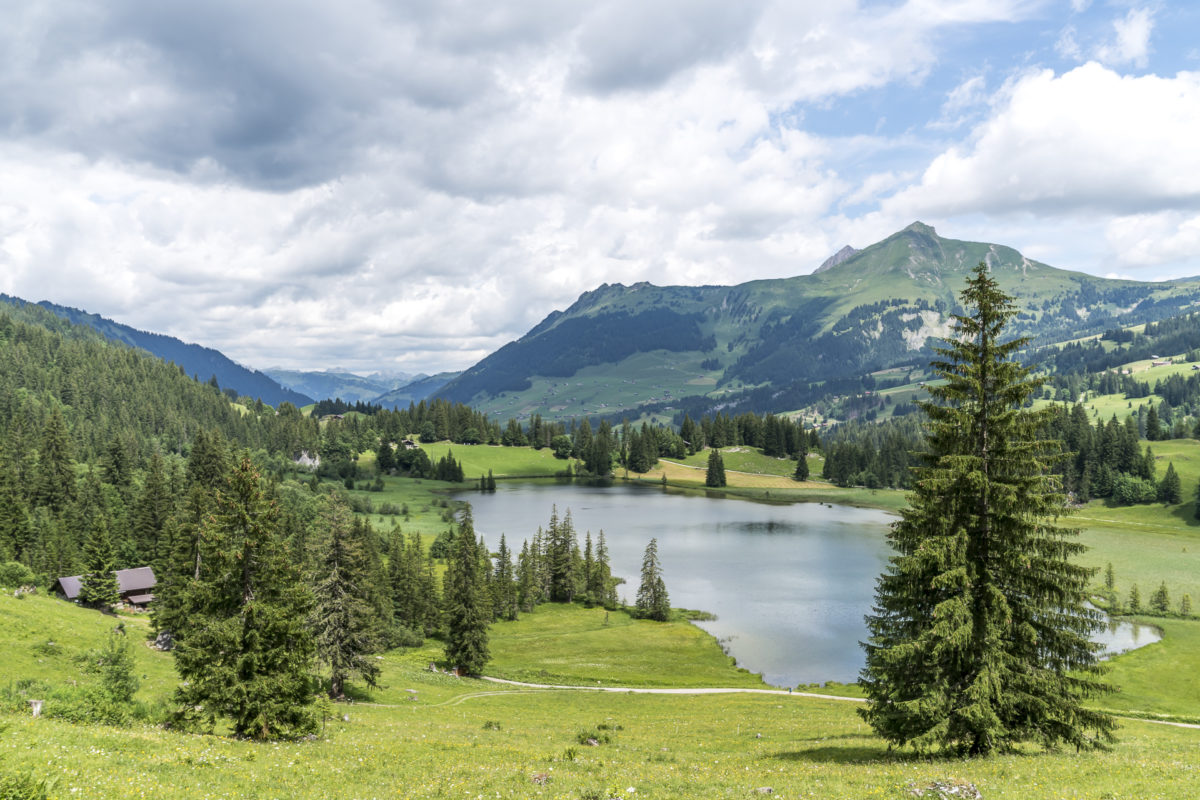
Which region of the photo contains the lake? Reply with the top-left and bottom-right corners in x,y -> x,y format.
466,481 -> 1159,687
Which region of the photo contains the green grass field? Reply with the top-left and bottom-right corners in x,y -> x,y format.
4,592 -> 1200,799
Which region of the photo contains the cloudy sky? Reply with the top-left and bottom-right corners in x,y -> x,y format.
2,0 -> 1199,375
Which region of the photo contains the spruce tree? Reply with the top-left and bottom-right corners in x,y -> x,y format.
793,453 -> 810,482
34,408 -> 75,513
1128,584 -> 1141,613
1150,581 -> 1171,615
634,538 -> 670,621
705,449 -> 726,488
596,530 -> 618,608
443,509 -> 489,675
492,534 -> 518,621
1180,593 -> 1193,617
860,262 -> 1114,756
132,451 -> 173,565
78,517 -> 120,610
172,458 -> 316,739
1159,462 -> 1181,504
311,499 -> 381,698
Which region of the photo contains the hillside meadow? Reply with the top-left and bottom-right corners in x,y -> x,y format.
3,592 -> 1200,799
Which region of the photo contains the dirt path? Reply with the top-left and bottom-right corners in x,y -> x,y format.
480,676 -> 865,702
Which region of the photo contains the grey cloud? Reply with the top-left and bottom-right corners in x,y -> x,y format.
571,0 -> 766,93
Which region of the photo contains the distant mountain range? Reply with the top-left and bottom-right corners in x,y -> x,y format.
0,295 -> 314,408
434,222 -> 1200,421
263,368 -> 459,408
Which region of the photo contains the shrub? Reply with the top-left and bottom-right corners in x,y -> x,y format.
1112,474 -> 1157,505
0,561 -> 36,588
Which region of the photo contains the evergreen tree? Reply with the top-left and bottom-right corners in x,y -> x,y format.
34,408 -> 75,513
1180,594 -> 1193,617
311,499 -> 381,698
1150,581 -> 1171,615
793,454 -> 809,482
1128,584 -> 1141,613
596,530 -> 618,608
1145,404 -> 1162,441
172,458 -> 316,739
132,450 -> 173,565
1159,462 -> 1182,504
78,517 -> 120,610
705,449 -> 726,488
860,263 -> 1114,756
1104,562 -> 1115,592
492,534 -> 518,621
546,507 -> 577,602
634,538 -> 670,621
443,509 -> 490,675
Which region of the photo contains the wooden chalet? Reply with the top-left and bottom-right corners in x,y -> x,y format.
52,566 -> 157,608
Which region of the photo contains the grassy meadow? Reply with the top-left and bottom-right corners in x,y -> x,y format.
4,589 -> 1200,799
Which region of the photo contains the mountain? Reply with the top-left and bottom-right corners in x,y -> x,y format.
263,368 -> 406,404
373,372 -> 461,409
0,295 -> 313,408
435,222 -> 1200,421
814,245 -> 860,273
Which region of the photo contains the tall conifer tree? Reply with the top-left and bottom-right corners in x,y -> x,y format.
634,538 -> 670,621
78,517 -> 120,610
860,263 -> 1114,755
443,509 -> 489,675
172,458 -> 316,739
311,499 -> 381,698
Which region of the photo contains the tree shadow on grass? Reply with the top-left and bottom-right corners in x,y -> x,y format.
767,744 -> 899,765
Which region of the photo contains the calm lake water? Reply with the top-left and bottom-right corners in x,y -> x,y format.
466,481 -> 1159,687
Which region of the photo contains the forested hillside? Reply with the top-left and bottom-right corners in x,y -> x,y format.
0,294 -> 312,408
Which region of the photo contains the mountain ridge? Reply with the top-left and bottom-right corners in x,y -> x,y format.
0,294 -> 313,408
434,223 -> 1200,421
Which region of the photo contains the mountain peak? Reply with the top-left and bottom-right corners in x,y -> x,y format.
814,245 -> 860,273
903,221 -> 937,236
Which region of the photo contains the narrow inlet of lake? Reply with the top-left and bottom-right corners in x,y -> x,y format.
466,481 -> 1158,687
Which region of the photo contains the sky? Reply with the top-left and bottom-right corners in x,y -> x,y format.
2,0 -> 1200,375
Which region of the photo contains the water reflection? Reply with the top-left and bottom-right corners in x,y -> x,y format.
467,482 -> 1161,686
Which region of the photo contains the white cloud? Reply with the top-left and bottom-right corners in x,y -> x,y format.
1094,7 -> 1154,69
0,0 -> 1094,373
884,64 -> 1200,221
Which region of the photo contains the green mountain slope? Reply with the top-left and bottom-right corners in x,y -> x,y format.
436,223 -> 1200,420
0,294 -> 313,407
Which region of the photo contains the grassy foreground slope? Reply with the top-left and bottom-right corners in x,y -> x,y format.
3,592 -> 1200,799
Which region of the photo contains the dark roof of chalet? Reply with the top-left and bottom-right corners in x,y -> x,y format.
54,566 -> 157,600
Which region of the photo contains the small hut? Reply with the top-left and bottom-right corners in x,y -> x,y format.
52,566 -> 157,608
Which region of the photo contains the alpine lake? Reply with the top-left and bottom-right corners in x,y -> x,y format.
466,480 -> 1160,688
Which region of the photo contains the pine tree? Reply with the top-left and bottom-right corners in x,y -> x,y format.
492,534 -> 518,621
132,451 -> 173,565
1159,462 -> 1182,504
443,509 -> 489,675
860,262 -> 1114,756
1180,593 -> 1193,617
311,499 -> 381,698
705,450 -> 726,488
78,517 -> 120,610
1128,584 -> 1141,613
793,453 -> 809,482
34,408 -> 75,513
1104,562 -> 1115,592
172,458 -> 316,739
547,507 -> 577,602
634,538 -> 670,621
596,530 -> 618,608
1150,581 -> 1171,615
